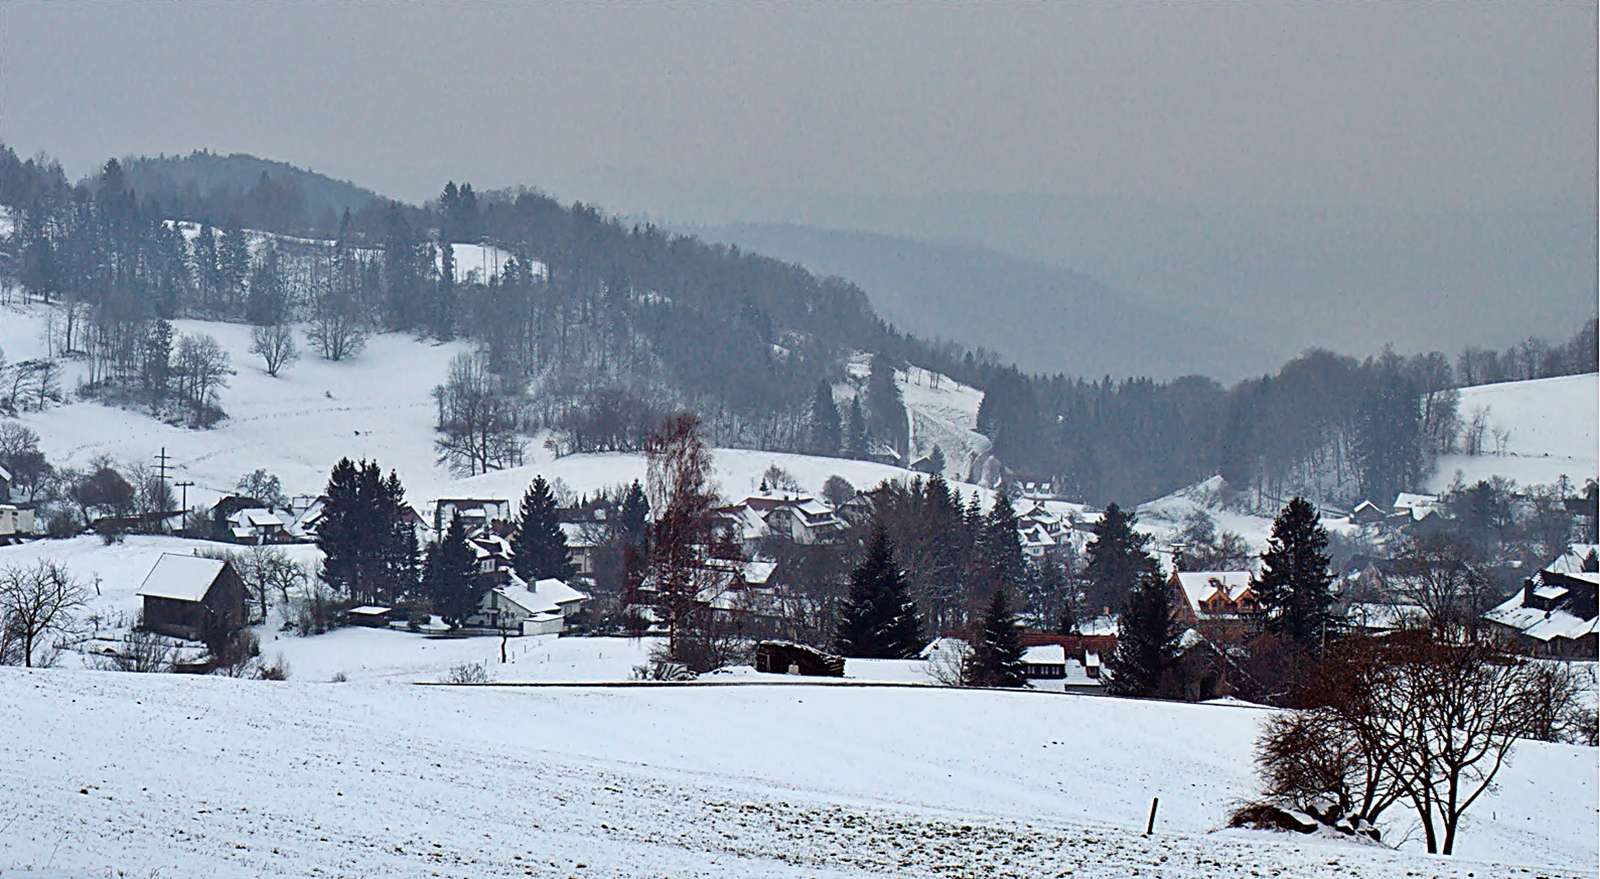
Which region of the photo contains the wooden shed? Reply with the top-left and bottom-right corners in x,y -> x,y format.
135,554 -> 248,642
753,641 -> 845,677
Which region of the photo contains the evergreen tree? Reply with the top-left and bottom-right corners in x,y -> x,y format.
617,479 -> 649,546
965,586 -> 1026,687
834,522 -> 923,659
926,444 -> 946,476
1083,502 -> 1158,616
424,514 -> 483,627
811,379 -> 841,455
1253,497 -> 1335,652
510,475 -> 575,582
982,494 -> 1025,595
845,397 -> 867,458
316,457 -> 417,604
1104,572 -> 1181,697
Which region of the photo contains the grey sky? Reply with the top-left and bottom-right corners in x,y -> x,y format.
1,2 -> 1594,369
2,2 -> 1591,208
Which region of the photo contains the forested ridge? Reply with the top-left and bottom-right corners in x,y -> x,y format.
0,145 -> 1593,507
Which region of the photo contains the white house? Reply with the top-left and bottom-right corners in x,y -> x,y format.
467,574 -> 589,635
0,504 -> 34,537
226,508 -> 287,543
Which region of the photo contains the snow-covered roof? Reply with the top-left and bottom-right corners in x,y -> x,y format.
1346,602 -> 1424,631
348,605 -> 391,616
0,463 -> 11,482
135,554 -> 227,603
742,561 -> 777,586
230,508 -> 284,528
1023,645 -> 1065,665
1172,571 -> 1252,613
1392,492 -> 1439,510
1486,583 -> 1598,642
495,576 -> 589,618
1545,544 -> 1600,575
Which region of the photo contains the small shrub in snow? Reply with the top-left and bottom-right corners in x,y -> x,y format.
330,671 -> 348,683
442,661 -> 492,684
253,654 -> 291,681
632,659 -> 695,682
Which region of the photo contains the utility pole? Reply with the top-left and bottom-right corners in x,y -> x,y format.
175,480 -> 194,536
153,447 -> 172,533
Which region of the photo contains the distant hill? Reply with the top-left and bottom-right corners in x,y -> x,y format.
118,151 -> 387,232
702,222 -> 1276,382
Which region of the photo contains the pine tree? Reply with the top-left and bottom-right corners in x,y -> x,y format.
812,379 -> 841,455
834,522 -> 923,659
965,586 -> 1026,687
1083,502 -> 1159,616
511,476 -> 574,582
1253,497 -> 1335,652
425,514 -> 483,627
1104,572 -> 1181,697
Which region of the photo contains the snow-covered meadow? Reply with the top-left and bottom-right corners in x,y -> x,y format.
0,664 -> 1593,878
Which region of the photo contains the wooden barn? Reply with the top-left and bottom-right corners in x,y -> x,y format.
135,554 -> 248,642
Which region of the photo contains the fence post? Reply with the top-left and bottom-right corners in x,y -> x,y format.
1144,797 -> 1159,836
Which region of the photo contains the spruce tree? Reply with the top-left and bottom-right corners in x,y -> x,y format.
845,397 -> 868,458
812,379 -> 841,455
511,476 -> 574,582
1253,497 -> 1335,652
425,515 -> 483,627
617,479 -> 649,546
834,523 -> 923,659
982,494 -> 1025,594
1104,572 -> 1181,697
1083,502 -> 1159,615
965,586 -> 1027,687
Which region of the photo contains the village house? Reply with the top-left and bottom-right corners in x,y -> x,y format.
135,554 -> 248,642
466,574 -> 589,635
433,497 -> 511,537
226,507 -> 288,544
1018,632 -> 1111,693
1170,571 -> 1258,636
1484,568 -> 1599,660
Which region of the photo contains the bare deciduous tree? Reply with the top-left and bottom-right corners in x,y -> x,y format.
645,413 -> 721,668
305,301 -> 368,362
172,332 -> 233,427
1241,634 -> 1555,855
0,560 -> 87,667
250,323 -> 300,377
432,352 -> 525,475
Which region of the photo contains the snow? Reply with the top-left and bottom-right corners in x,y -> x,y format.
2,305 -> 988,520
133,553 -> 227,602
0,666 -> 1593,878
439,242 -> 547,284
1430,373 -> 1598,492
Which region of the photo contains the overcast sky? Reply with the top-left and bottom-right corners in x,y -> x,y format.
1,2 -> 1592,210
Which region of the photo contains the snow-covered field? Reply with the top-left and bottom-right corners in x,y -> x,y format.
1430,373 -> 1598,493
0,304 -> 980,514
0,665 -> 1593,878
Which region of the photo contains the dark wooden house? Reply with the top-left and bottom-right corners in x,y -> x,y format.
135,554 -> 248,642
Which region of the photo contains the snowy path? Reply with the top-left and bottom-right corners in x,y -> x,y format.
1,669 -> 1591,878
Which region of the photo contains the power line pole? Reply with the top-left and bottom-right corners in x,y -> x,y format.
175,480 -> 194,536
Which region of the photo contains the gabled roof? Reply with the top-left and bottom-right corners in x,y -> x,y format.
0,463 -> 11,483
493,575 -> 588,617
1172,571 -> 1253,615
136,554 -> 227,603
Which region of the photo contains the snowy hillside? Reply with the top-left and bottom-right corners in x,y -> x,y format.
1,667 -> 1592,878
1430,373 -> 1598,492
0,305 -> 982,512
899,364 -> 993,483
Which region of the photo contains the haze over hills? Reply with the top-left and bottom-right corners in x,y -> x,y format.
559,169 -> 1598,367
702,221 -> 1277,381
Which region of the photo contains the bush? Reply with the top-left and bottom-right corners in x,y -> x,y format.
253,654 -> 290,681
441,661 -> 491,684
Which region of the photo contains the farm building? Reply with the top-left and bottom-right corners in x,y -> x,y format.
134,554 -> 248,642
